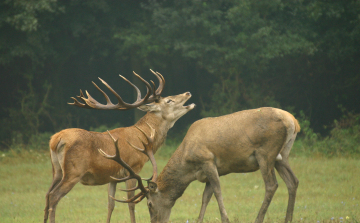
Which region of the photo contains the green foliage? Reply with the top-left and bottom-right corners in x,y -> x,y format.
0,0 -> 61,65
3,0 -> 58,32
0,75 -> 53,150
5,132 -> 52,152
324,111 -> 360,155
5,75 -> 52,144
1,0 -> 360,153
294,110 -> 360,157
148,0 -> 318,117
201,76 -> 280,117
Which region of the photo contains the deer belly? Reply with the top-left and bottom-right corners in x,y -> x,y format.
80,167 -> 126,185
216,154 -> 260,174
234,154 -> 259,173
80,172 -> 100,185
80,173 -> 115,185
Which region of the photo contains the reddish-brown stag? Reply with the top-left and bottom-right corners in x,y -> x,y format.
43,70 -> 195,223
102,107 -> 300,223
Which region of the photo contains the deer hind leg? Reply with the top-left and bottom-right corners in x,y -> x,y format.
202,161 -> 230,223
44,163 -> 63,223
197,182 -> 213,223
275,160 -> 299,223
275,134 -> 299,223
255,153 -> 278,223
47,175 -> 81,223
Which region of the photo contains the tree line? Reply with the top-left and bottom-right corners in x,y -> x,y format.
1,0 -> 359,149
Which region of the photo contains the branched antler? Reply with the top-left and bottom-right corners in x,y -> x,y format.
69,70 -> 165,110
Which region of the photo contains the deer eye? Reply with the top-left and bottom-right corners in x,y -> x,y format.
166,99 -> 174,103
148,202 -> 153,208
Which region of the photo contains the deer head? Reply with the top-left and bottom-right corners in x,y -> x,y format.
138,92 -> 195,128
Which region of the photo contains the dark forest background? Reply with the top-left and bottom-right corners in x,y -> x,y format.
1,0 -> 359,152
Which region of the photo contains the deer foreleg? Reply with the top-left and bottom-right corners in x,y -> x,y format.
106,181 -> 117,223
275,160 -> 299,223
126,179 -> 137,223
202,162 -> 230,223
197,182 -> 213,223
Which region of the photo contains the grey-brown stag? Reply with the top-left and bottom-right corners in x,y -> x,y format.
101,107 -> 300,223
43,70 -> 195,223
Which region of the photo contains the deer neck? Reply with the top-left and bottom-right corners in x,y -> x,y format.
156,148 -> 194,202
134,112 -> 170,154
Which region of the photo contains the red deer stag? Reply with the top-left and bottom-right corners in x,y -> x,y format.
101,107 -> 300,223
43,70 -> 195,223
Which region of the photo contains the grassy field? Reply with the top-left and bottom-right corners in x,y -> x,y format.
0,148 -> 359,223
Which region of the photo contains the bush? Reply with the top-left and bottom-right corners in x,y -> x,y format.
293,110 -> 360,157
2,111 -> 360,158
5,132 -> 53,152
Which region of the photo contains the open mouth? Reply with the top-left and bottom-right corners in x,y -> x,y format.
184,103 -> 195,109
182,93 -> 195,109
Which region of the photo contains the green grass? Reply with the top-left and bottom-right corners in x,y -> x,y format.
0,148 -> 359,223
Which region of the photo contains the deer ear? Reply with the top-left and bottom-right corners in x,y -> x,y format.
137,104 -> 161,112
148,181 -> 158,192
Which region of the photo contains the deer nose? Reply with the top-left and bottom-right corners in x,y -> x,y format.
185,92 -> 191,96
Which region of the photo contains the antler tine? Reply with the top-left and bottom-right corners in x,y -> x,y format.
98,78 -> 127,107
119,185 -> 141,192
134,122 -> 155,144
83,90 -> 105,108
110,193 -> 146,204
150,69 -> 165,95
119,75 -> 142,102
145,149 -> 158,182
91,81 -> 114,106
68,97 -> 87,108
131,194 -> 147,204
109,192 -> 144,203
127,138 -> 145,153
150,80 -> 157,99
129,122 -> 158,182
146,122 -> 156,139
68,90 -> 92,108
132,71 -> 153,103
